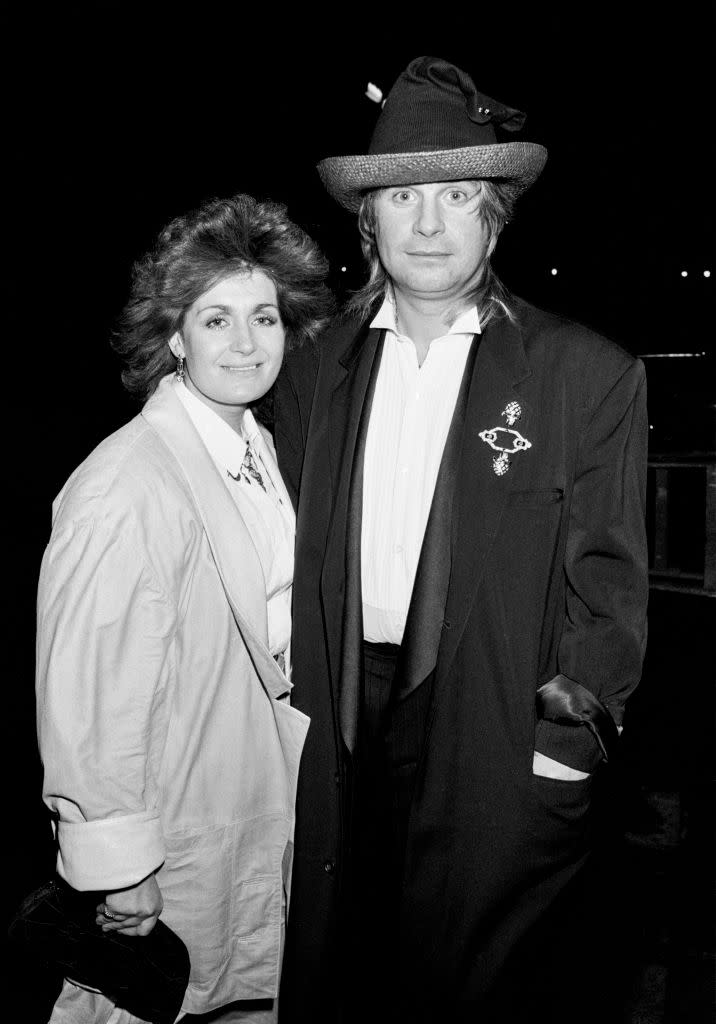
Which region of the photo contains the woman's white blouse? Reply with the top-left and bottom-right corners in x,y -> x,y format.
175,381 -> 295,661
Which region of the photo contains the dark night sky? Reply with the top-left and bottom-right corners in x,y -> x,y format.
3,6 -> 715,1011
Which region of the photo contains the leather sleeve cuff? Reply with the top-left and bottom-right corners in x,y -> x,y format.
535,673 -> 620,771
55,811 -> 165,891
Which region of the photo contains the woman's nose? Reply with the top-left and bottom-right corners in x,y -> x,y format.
228,327 -> 257,353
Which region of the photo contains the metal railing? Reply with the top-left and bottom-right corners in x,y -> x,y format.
648,455 -> 716,595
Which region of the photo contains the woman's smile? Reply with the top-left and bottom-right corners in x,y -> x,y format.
170,270 -> 285,430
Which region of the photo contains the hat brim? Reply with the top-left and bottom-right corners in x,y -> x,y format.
317,142 -> 548,213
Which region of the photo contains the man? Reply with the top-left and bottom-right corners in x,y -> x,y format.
275,57 -> 648,1023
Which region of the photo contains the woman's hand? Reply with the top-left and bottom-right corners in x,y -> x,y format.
96,873 -> 163,936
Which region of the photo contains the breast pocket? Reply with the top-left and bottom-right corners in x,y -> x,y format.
506,488 -> 564,508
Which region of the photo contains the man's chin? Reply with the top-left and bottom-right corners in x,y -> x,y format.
395,275 -> 463,300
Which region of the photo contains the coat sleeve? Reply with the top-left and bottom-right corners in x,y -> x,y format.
36,513 -> 177,890
534,358 -> 649,772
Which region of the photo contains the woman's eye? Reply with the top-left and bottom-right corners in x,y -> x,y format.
252,315 -> 278,327
206,316 -> 228,329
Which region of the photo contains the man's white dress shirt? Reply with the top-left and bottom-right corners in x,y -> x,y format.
361,296 -> 477,644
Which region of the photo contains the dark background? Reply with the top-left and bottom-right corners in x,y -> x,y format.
6,2 -> 715,1020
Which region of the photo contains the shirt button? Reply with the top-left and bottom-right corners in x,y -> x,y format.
395,544 -> 403,554
323,859 -> 336,875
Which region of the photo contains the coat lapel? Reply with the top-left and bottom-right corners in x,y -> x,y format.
436,314 -> 533,682
325,323 -> 383,496
320,324 -> 384,752
395,333 -> 481,701
142,380 -> 290,702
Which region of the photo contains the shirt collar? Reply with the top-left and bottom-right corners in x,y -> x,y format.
174,379 -> 258,478
369,291 -> 481,339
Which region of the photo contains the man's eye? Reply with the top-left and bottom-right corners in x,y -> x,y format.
394,190 -> 414,202
447,190 -> 467,202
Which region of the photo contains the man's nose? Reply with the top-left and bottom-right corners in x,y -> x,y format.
228,326 -> 257,353
414,197 -> 444,236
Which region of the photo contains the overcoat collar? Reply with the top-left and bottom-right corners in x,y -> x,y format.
323,319 -> 382,553
395,331 -> 481,701
320,321 -> 383,750
337,316 -> 378,371
142,378 -> 291,702
436,310 -> 533,681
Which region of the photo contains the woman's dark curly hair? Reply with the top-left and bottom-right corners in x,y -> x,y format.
113,193 -> 335,401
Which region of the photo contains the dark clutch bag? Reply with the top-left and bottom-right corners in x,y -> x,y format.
8,877 -> 190,1024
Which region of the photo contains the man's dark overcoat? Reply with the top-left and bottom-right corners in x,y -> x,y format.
274,296 -> 648,1021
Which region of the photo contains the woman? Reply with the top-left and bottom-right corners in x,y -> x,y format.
36,193 -> 334,1022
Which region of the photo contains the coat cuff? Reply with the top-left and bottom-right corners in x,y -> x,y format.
534,719 -> 603,773
55,811 -> 165,891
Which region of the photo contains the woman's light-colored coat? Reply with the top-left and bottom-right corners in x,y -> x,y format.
36,377 -> 309,1016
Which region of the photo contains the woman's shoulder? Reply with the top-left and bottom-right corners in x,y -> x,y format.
52,413 -> 189,532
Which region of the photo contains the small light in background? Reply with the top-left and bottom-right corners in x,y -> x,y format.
705,270 -> 712,278
340,266 -> 347,273
649,425 -> 654,430
365,83 -> 383,104
680,270 -> 688,277
550,268 -> 558,276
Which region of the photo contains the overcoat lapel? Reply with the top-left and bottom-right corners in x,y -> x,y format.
320,325 -> 384,752
395,333 -> 481,701
436,314 -> 533,684
142,381 -> 290,702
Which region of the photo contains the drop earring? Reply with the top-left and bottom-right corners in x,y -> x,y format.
175,356 -> 185,383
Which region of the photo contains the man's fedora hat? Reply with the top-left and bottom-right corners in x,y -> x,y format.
318,56 -> 548,213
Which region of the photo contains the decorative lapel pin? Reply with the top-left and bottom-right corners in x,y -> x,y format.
502,401 -> 522,426
479,424 -> 532,476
